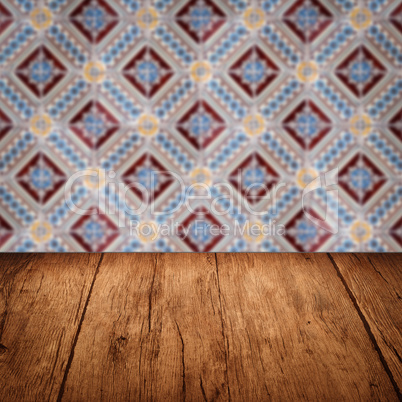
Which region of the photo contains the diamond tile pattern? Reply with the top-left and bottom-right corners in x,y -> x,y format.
0,0 -> 400,252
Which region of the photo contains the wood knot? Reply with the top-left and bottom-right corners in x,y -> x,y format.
113,336 -> 128,350
0,343 -> 8,355
109,336 -> 128,362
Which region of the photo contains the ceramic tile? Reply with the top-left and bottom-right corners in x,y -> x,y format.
0,0 -> 401,251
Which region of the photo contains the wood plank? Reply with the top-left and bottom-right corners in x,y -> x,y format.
216,253 -> 398,401
329,253 -> 402,394
0,253 -> 102,402
61,253 -> 228,401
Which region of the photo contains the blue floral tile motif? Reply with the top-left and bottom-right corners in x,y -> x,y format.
243,168 -> 266,188
136,61 -> 160,84
137,167 -> 159,190
83,220 -> 104,244
296,220 -> 318,244
296,113 -> 319,139
350,168 -> 372,191
349,60 -> 372,84
30,60 -> 53,83
243,60 -> 266,84
296,6 -> 319,30
189,113 -> 211,138
0,0 -> 400,252
83,4 -> 106,32
30,167 -> 54,190
189,4 -> 212,31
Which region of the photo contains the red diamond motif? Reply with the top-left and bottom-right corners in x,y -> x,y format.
390,3 -> 402,35
0,108 -> 12,142
122,153 -> 174,202
283,0 -> 333,43
0,3 -> 13,35
178,207 -> 224,252
15,45 -> 67,98
70,0 -> 119,44
390,217 -> 402,248
122,46 -> 174,99
285,208 -> 332,252
339,153 -> 386,205
388,107 -> 402,142
69,101 -> 120,150
335,45 -> 386,98
0,215 -> 13,248
176,100 -> 226,150
283,100 -> 332,150
228,45 -> 279,98
70,207 -> 119,252
16,152 -> 66,205
176,0 -> 226,44
229,152 -> 279,205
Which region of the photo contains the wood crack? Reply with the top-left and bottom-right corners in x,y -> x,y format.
214,253 -> 231,401
175,321 -> 186,402
56,253 -> 104,402
377,327 -> 402,365
49,332 -> 64,392
352,253 -> 361,263
0,343 -> 8,355
148,254 -> 158,333
367,256 -> 389,285
138,321 -> 145,402
200,376 -> 207,402
0,255 -> 34,346
0,306 -> 8,346
327,253 -> 402,400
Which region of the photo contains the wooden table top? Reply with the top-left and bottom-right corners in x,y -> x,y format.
0,253 -> 401,401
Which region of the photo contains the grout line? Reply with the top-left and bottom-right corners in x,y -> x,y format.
214,253 -> 231,402
56,253 -> 105,402
327,253 -> 402,399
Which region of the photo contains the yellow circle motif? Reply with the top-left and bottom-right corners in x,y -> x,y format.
190,61 -> 212,83
350,8 -> 372,30
83,168 -> 106,189
84,62 -> 106,83
244,222 -> 265,243
30,114 -> 52,136
349,115 -> 372,136
136,7 -> 159,30
243,8 -> 265,30
297,61 -> 319,83
30,8 -> 53,30
243,114 -> 265,136
297,168 -> 318,189
190,168 -> 212,187
138,222 -> 159,243
351,221 -> 372,243
138,115 -> 159,136
31,221 -> 52,243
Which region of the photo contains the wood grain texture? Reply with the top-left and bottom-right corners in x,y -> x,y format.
216,253 -> 398,401
0,253 -> 101,402
330,253 -> 402,394
0,253 -> 400,402
61,253 -> 228,402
